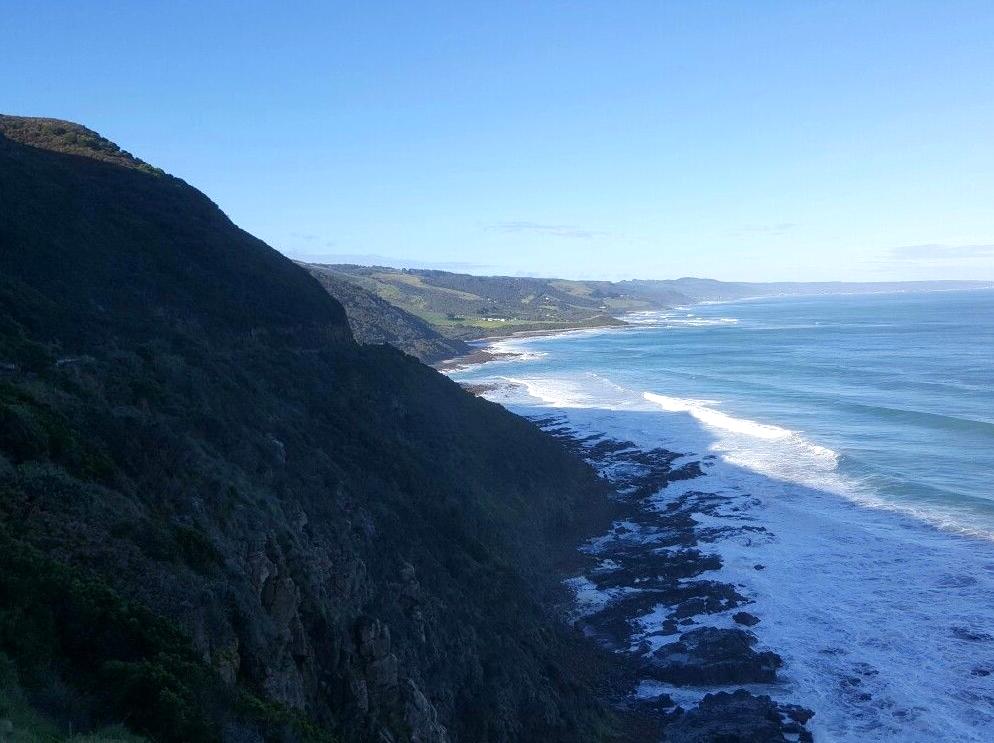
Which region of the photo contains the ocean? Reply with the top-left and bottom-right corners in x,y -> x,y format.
448,289 -> 994,741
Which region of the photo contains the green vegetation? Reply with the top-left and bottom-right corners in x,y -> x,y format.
0,651 -> 145,742
0,536 -> 324,743
0,115 -> 162,176
0,116 -> 626,742
311,268 -> 994,351
310,265 -> 681,340
304,265 -> 470,363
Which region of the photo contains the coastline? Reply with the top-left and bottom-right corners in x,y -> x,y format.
436,285 -> 994,374
514,411 -> 816,741
443,289 -> 994,741
434,318 -> 633,372
440,317 -> 818,739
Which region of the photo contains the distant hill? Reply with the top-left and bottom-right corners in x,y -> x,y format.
324,264 -> 678,340
304,263 -> 470,362
623,277 -> 994,302
324,266 -> 993,351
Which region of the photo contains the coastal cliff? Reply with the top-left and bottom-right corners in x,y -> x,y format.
303,264 -> 471,363
0,116 -> 622,742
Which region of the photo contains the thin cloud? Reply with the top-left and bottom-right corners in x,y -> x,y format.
290,231 -> 320,242
288,251 -> 495,272
731,222 -> 797,236
488,221 -> 608,239
887,244 -> 994,261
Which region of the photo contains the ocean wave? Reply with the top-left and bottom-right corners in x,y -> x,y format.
841,400 -> 994,435
646,392 -> 795,440
624,310 -> 740,327
463,365 -> 994,541
637,391 -> 994,541
538,408 -> 994,741
481,338 -> 544,358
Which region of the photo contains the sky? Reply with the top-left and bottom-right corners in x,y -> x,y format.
4,1 -> 994,282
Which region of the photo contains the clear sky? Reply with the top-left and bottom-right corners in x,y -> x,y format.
4,1 -> 994,281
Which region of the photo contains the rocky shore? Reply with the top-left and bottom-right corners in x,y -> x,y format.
434,347 -> 523,372
534,415 -> 816,742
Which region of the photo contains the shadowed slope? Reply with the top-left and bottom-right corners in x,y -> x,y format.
305,263 -> 470,363
0,116 -> 350,349
0,116 -> 625,742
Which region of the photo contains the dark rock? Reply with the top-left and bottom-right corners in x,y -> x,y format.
589,548 -> 721,589
221,722 -> 265,743
355,617 -> 392,660
733,611 -> 760,627
648,692 -> 676,710
663,689 -> 813,743
668,461 -> 704,481
399,561 -> 421,606
783,704 -> 815,724
643,627 -> 782,685
402,679 -> 449,743
266,434 -> 287,465
547,426 -> 816,733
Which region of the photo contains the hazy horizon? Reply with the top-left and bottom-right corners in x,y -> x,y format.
295,253 -> 994,285
5,2 -> 994,282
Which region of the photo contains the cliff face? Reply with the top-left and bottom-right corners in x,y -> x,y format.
304,264 -> 470,363
0,118 -> 620,742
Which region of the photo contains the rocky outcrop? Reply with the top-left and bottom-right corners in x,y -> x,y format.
663,690 -> 814,743
644,628 -> 782,686
402,680 -> 450,743
733,611 -> 761,627
536,421 -> 814,741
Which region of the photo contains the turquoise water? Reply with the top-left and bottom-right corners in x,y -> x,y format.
450,289 -> 994,741
461,289 -> 994,537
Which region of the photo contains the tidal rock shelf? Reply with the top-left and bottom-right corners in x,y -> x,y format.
534,415 -> 816,742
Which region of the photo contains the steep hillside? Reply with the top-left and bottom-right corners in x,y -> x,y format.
326,267 -> 993,347
304,264 -> 470,363
327,266 -> 651,339
0,117 -> 625,742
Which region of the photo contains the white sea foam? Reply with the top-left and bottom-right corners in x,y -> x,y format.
484,337 -> 548,361
458,375 -> 994,740
644,392 -> 796,440
623,310 -> 740,327
638,391 -> 994,542
546,407 -> 994,742
447,294 -> 994,741
472,373 -> 989,538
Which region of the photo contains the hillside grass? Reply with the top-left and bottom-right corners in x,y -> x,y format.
321,266 -> 646,340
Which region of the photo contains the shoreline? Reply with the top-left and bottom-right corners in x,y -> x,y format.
534,414 -> 816,741
437,284 -> 994,372
434,319 -> 632,372
442,322 -> 818,739
445,290 -> 994,740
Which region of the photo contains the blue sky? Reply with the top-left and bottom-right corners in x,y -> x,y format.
4,1 -> 994,281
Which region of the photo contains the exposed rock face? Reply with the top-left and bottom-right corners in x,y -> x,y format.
403,679 -> 450,743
